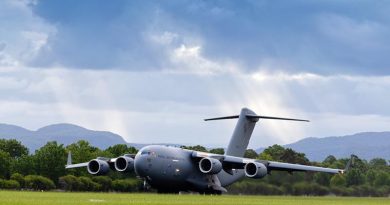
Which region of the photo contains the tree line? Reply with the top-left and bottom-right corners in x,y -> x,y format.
0,139 -> 389,196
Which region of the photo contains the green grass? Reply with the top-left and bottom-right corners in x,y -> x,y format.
0,191 -> 388,205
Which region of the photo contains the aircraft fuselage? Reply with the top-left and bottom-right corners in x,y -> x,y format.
134,145 -> 243,193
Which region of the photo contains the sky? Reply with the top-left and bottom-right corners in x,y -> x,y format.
1,0 -> 390,149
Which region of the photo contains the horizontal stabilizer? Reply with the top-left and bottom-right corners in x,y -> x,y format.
246,114 -> 309,122
204,115 -> 239,121
205,114 -> 309,122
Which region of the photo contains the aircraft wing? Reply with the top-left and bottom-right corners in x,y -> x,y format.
191,151 -> 346,174
65,162 -> 89,169
265,161 -> 343,174
65,151 -> 119,169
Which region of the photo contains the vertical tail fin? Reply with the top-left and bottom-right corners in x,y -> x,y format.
67,151 -> 72,165
225,108 -> 258,157
205,108 -> 309,157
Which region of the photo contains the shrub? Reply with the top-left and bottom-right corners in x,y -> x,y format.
3,180 -> 20,189
310,183 -> 329,196
112,179 -> 141,192
292,182 -> 329,196
349,185 -> 385,197
10,173 -> 25,188
59,175 -> 81,191
79,176 -> 101,191
92,176 -> 112,191
330,186 -> 350,196
24,175 -> 55,190
377,185 -> 390,197
228,181 -> 283,195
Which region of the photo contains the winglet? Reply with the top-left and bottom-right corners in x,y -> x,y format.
67,151 -> 72,166
340,154 -> 357,174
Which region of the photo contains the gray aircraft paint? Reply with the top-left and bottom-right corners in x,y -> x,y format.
226,108 -> 258,157
66,108 -> 350,193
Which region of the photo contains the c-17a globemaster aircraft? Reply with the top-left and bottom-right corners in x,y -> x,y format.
66,108 -> 353,194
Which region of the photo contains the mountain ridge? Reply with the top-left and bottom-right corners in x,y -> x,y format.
256,131 -> 390,161
0,123 -> 126,151
0,123 -> 388,161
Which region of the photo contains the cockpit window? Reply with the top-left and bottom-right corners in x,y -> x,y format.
141,150 -> 150,155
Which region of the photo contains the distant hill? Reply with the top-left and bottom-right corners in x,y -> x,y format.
256,132 -> 390,161
1,123 -> 389,161
0,123 -> 126,151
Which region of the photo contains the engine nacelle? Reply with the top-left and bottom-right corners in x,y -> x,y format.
87,159 -> 110,175
244,162 -> 268,179
198,157 -> 222,174
114,156 -> 134,172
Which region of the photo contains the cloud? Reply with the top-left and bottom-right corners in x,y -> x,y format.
1,65 -> 390,147
3,0 -> 384,75
0,0 -> 55,67
1,1 -> 390,148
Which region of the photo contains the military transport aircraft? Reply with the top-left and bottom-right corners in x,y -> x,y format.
66,108 -> 352,194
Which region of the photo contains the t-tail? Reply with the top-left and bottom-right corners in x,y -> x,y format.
205,108 -> 309,157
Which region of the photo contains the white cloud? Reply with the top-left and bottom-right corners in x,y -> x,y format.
1,65 -> 389,148
149,31 -> 179,45
0,1 -> 389,148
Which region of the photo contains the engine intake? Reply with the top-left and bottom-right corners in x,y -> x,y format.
199,157 -> 222,174
87,159 -> 110,175
114,156 -> 134,172
244,162 -> 267,179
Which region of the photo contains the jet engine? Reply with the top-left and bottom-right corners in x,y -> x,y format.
87,159 -> 110,175
244,162 -> 267,179
198,157 -> 222,174
114,156 -> 134,172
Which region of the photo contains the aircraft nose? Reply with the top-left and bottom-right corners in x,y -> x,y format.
134,153 -> 148,177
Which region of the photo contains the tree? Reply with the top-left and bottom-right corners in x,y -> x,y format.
345,168 -> 365,186
257,152 -> 273,160
330,174 -> 346,187
0,139 -> 28,158
209,148 -> 224,155
0,150 -> 11,178
280,148 -> 309,164
180,145 -> 207,152
66,140 -> 101,163
369,158 -> 387,168
323,155 -> 337,166
244,149 -> 258,159
313,172 -> 331,186
261,144 -> 285,161
66,140 -> 102,176
105,144 -> 137,157
365,169 -> 377,186
374,171 -> 390,187
34,141 -> 67,183
11,155 -> 36,176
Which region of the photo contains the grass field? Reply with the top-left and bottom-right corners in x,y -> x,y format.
0,191 -> 388,205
